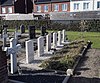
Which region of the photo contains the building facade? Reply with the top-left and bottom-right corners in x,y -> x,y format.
70,0 -> 94,12
70,0 -> 100,12
34,0 -> 70,14
0,0 -> 15,14
0,0 -> 100,20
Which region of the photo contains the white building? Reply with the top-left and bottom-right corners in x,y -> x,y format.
70,0 -> 100,12
94,0 -> 100,11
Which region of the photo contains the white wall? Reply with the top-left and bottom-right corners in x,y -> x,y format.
4,14 -> 34,20
70,0 -> 93,12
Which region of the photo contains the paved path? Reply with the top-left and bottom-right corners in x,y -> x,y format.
68,49 -> 100,83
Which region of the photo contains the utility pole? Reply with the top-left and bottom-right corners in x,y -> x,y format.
93,0 -> 94,11
25,0 -> 27,14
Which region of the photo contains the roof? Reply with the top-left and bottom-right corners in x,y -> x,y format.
1,0 -> 14,6
35,0 -> 70,4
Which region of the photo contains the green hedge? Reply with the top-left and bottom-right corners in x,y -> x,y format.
0,20 -> 100,32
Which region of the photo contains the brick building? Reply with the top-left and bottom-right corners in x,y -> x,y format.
34,0 -> 70,14
0,0 -> 14,14
0,43 -> 8,83
0,0 -> 33,14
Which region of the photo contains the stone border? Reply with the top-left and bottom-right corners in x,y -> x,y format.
62,41 -> 92,83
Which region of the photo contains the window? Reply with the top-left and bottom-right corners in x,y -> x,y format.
74,3 -> 80,10
8,7 -> 13,13
54,4 -> 59,11
44,5 -> 48,12
2,7 -> 6,13
97,1 -> 100,8
83,3 -> 89,9
62,4 -> 67,11
37,6 -> 41,12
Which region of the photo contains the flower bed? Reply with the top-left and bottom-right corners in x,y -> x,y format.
40,40 -> 87,71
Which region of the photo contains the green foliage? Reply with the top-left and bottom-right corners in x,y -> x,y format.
0,20 -> 47,29
40,56 -> 74,71
0,20 -> 100,32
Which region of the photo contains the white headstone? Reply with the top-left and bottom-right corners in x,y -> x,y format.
46,34 -> 51,52
52,32 -> 57,49
62,29 -> 66,43
14,28 -> 21,40
4,38 -> 21,74
58,31 -> 62,46
14,30 -> 18,43
62,29 -> 70,44
37,36 -> 44,57
26,40 -> 34,64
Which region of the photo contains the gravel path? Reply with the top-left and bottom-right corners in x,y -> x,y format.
68,49 -> 100,83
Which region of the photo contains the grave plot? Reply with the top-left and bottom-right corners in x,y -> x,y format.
40,40 -> 88,71
3,28 -> 91,83
4,25 -> 50,74
8,39 -> 90,83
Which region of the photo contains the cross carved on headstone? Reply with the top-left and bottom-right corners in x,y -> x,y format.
4,38 -> 21,74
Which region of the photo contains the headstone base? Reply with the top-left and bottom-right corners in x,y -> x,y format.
44,50 -> 54,55
62,41 -> 70,45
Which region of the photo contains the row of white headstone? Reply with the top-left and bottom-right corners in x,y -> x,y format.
4,29 -> 68,74
26,29 -> 69,64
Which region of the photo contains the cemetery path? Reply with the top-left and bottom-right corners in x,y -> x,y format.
68,49 -> 100,83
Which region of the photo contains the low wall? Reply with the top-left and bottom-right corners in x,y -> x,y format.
0,45 -> 8,83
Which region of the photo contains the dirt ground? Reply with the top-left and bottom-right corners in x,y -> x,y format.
68,49 -> 100,83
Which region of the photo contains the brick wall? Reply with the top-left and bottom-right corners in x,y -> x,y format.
1,6 -> 14,14
0,6 -> 1,14
52,2 -> 70,12
34,2 -> 70,13
0,45 -> 8,83
34,3 -> 51,13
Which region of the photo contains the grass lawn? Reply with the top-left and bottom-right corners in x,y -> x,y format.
67,31 -> 100,49
8,29 -> 100,49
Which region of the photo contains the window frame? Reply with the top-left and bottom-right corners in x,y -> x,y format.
8,7 -> 13,13
74,3 -> 80,10
83,2 -> 89,10
37,5 -> 41,12
2,7 -> 6,14
54,4 -> 59,11
44,5 -> 48,12
97,1 -> 100,9
62,4 -> 67,11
